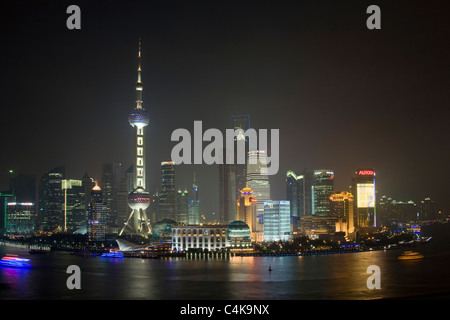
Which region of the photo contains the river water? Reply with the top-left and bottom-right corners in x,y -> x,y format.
0,223 -> 449,300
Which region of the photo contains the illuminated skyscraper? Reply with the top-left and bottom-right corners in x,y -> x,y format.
101,162 -> 122,232
330,191 -> 355,235
39,166 -> 65,233
232,115 -> 250,198
62,179 -> 86,233
5,202 -> 35,237
286,171 -> 305,231
419,197 -> 435,222
177,188 -> 189,224
219,163 -> 236,224
119,38 -> 151,238
157,161 -> 177,222
263,201 -> 290,242
247,150 -> 271,234
219,115 -> 251,225
188,173 -> 200,225
352,169 -> 376,228
88,183 -> 107,241
237,185 -> 257,241
312,169 -> 334,216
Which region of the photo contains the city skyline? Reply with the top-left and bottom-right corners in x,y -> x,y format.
1,0 -> 449,216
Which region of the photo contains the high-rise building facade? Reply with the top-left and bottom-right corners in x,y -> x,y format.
232,115 -> 250,199
312,169 -> 334,216
39,166 -> 65,233
120,39 -> 151,238
5,202 -> 35,237
377,195 -> 417,226
87,183 -> 107,241
286,171 -> 305,231
219,115 -> 250,225
219,163 -> 236,224
0,193 -> 15,234
157,161 -> 177,222
188,175 -> 200,225
101,162 -> 122,232
177,189 -> 189,224
352,169 -> 376,228
263,201 -> 290,242
247,150 -> 271,234
418,197 -> 435,222
62,179 -> 86,233
329,191 -> 355,235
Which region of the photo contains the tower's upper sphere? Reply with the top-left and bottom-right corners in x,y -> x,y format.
128,186 -> 151,210
128,108 -> 149,128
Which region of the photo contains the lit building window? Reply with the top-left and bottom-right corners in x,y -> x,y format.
137,147 -> 143,156
137,137 -> 143,146
137,157 -> 143,166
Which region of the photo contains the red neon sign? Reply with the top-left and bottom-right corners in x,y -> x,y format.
358,170 -> 374,176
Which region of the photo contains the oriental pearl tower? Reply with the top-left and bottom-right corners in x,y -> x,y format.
119,38 -> 152,238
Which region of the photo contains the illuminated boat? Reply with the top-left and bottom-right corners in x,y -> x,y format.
101,250 -> 124,258
398,251 -> 424,260
0,254 -> 32,268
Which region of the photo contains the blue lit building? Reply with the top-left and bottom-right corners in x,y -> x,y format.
263,201 -> 291,242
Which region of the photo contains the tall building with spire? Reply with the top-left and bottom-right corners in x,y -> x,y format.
188,173 -> 200,225
119,38 -> 151,238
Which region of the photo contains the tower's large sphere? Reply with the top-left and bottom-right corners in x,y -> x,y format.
128,108 -> 149,128
128,187 -> 150,210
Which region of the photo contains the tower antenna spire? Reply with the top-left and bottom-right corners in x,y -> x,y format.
136,37 -> 143,109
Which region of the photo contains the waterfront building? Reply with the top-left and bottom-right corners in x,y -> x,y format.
312,169 -> 334,216
300,215 -> 339,240
152,219 -> 177,242
5,202 -> 35,237
263,201 -> 290,242
38,166 -> 65,233
351,168 -> 376,228
119,38 -> 152,238
171,224 -> 229,251
227,220 -> 252,251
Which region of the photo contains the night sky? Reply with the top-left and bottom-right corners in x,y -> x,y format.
1,0 -> 449,217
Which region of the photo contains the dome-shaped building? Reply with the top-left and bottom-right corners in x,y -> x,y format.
227,221 -> 252,249
152,219 -> 177,241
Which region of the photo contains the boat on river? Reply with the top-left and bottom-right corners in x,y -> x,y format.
398,251 -> 424,260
